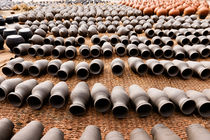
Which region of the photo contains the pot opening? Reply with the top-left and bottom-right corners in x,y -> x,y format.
78,37 -> 85,45
111,38 -> 118,45
190,52 -> 199,60
29,66 -> 40,76
93,38 -> 100,44
81,49 -> 90,57
141,50 -> 150,58
13,48 -> 21,55
200,69 -> 210,79
37,48 -> 44,56
95,98 -> 111,112
137,64 -> 148,74
91,49 -> 100,57
181,68 -> 193,79
137,104 -> 152,117
66,50 -> 75,58
116,47 -> 125,55
164,50 -> 173,58
2,67 -> 13,76
104,50 -> 112,57
52,49 -> 60,57
201,48 -> 209,57
153,64 -> 164,75
8,94 -> 22,107
175,53 -> 185,60
58,71 -> 68,81
90,63 -> 100,74
77,68 -> 89,79
129,48 -> 138,56
44,38 -> 50,44
167,41 -> 174,46
112,65 -> 123,75
113,106 -> 128,118
182,38 -> 190,45
200,102 -> 210,117
48,65 -> 59,75
201,39 -> 209,45
69,105 -> 85,116
122,40 -> 128,45
28,48 -> 36,56
160,102 -> 174,117
154,49 -> 163,58
181,100 -> 195,115
14,63 -> 24,74
191,38 -> 199,44
50,95 -> 65,108
168,66 -> 179,77
27,96 -> 42,109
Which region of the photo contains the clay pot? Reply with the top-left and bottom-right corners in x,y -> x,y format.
3,29 -> 17,39
89,59 -> 104,75
173,45 -> 185,60
0,35 -> 4,50
148,88 -> 175,117
44,36 -> 54,45
8,79 -> 38,107
11,121 -> 44,140
47,59 -> 62,76
18,28 -> 33,42
111,86 -> 129,118
75,36 -> 85,46
101,42 -> 113,57
79,45 -> 90,58
65,37 -> 75,46
197,7 -> 209,19
186,124 -> 210,140
54,37 -> 64,46
130,128 -> 152,140
0,118 -> 14,140
52,45 -> 66,58
49,82 -> 69,109
111,58 -> 125,76
6,35 -> 25,52
13,43 -> 31,56
129,84 -> 152,117
2,57 -> 24,76
183,45 -> 199,60
41,128 -> 64,140
75,62 -> 90,80
163,87 -> 196,115
27,81 -> 54,110
159,60 -> 179,77
65,46 -> 77,59
28,45 -> 41,57
128,57 -> 148,75
187,61 -> 210,80
37,44 -> 54,57
28,59 -> 49,77
137,43 -> 151,59
80,125 -> 101,140
0,78 -> 23,101
151,124 -> 181,140
172,60 -> 193,79
29,34 -> 44,45
69,82 -> 90,116
186,90 -> 210,117
57,61 -> 75,81
13,61 -> 33,75
105,131 -> 124,140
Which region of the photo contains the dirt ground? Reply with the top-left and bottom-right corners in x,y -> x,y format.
0,10 -> 210,140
